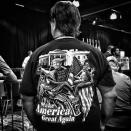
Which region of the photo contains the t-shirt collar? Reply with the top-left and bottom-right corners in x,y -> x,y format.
55,36 -> 75,40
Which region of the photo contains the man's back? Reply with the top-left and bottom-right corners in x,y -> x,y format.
20,37 -> 115,131
20,1 -> 116,131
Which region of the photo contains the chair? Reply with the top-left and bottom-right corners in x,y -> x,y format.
0,76 -> 24,130
1,81 -> 12,116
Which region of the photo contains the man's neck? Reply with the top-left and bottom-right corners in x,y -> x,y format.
53,31 -> 63,39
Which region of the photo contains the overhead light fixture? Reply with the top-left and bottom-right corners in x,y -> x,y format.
72,0 -> 80,7
110,9 -> 122,20
15,3 -> 24,7
110,12 -> 117,20
92,18 -> 98,25
92,20 -> 96,25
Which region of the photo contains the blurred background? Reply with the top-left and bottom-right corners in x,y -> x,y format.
0,0 -> 131,68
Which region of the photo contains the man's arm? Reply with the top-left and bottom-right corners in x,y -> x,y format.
6,70 -> 17,82
0,56 -> 17,82
21,95 -> 40,129
98,85 -> 117,130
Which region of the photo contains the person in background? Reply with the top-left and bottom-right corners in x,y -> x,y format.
22,50 -> 32,69
20,1 -> 116,131
105,56 -> 131,131
0,55 -> 21,111
104,45 -> 114,58
112,47 -> 120,59
111,47 -> 125,72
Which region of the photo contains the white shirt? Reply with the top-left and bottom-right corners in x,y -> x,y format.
22,56 -> 30,69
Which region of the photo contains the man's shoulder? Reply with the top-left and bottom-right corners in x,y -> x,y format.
33,41 -> 54,54
113,71 -> 131,84
114,71 -> 128,78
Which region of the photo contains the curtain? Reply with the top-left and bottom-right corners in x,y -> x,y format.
0,10 -> 52,68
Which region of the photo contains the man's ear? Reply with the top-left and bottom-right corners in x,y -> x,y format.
50,19 -> 56,33
51,22 -> 55,31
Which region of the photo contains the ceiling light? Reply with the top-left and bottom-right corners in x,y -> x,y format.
92,18 -> 98,25
15,3 -> 24,7
92,20 -> 96,25
72,0 -> 80,7
110,9 -> 122,20
110,12 -> 117,20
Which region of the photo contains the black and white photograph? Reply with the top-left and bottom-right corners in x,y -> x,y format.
0,0 -> 131,131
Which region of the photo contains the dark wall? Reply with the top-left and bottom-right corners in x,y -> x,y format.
0,5 -> 52,68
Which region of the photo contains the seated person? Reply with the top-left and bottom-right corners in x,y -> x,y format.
105,56 -> 131,131
0,55 -> 21,111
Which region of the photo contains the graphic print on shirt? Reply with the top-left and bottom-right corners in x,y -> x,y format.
36,49 -> 95,124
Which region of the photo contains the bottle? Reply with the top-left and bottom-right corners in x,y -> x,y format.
97,40 -> 101,51
87,38 -> 89,44
82,38 -> 84,42
95,40 -> 98,48
89,38 -> 92,46
91,39 -> 94,47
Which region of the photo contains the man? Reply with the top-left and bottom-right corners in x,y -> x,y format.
105,56 -> 131,131
113,47 -> 120,59
20,1 -> 116,131
0,55 -> 21,111
40,57 -> 68,82
0,55 -> 17,82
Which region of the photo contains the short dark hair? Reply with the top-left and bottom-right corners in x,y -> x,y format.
107,45 -> 114,50
50,1 -> 81,37
28,50 -> 32,55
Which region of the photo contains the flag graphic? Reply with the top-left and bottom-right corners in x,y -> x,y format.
67,56 -> 94,121
70,56 -> 83,76
67,56 -> 82,85
78,86 -> 94,121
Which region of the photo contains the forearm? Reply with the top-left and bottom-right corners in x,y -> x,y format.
6,71 -> 17,83
22,95 -> 40,129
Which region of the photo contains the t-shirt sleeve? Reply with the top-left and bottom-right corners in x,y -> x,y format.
98,64 -> 115,87
97,53 -> 116,87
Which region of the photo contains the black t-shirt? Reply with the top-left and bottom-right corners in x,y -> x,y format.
20,38 -> 115,130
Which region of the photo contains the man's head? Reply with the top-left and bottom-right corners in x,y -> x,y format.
107,45 -> 114,51
28,50 -> 32,56
50,1 -> 81,38
115,48 -> 120,57
52,58 -> 63,69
